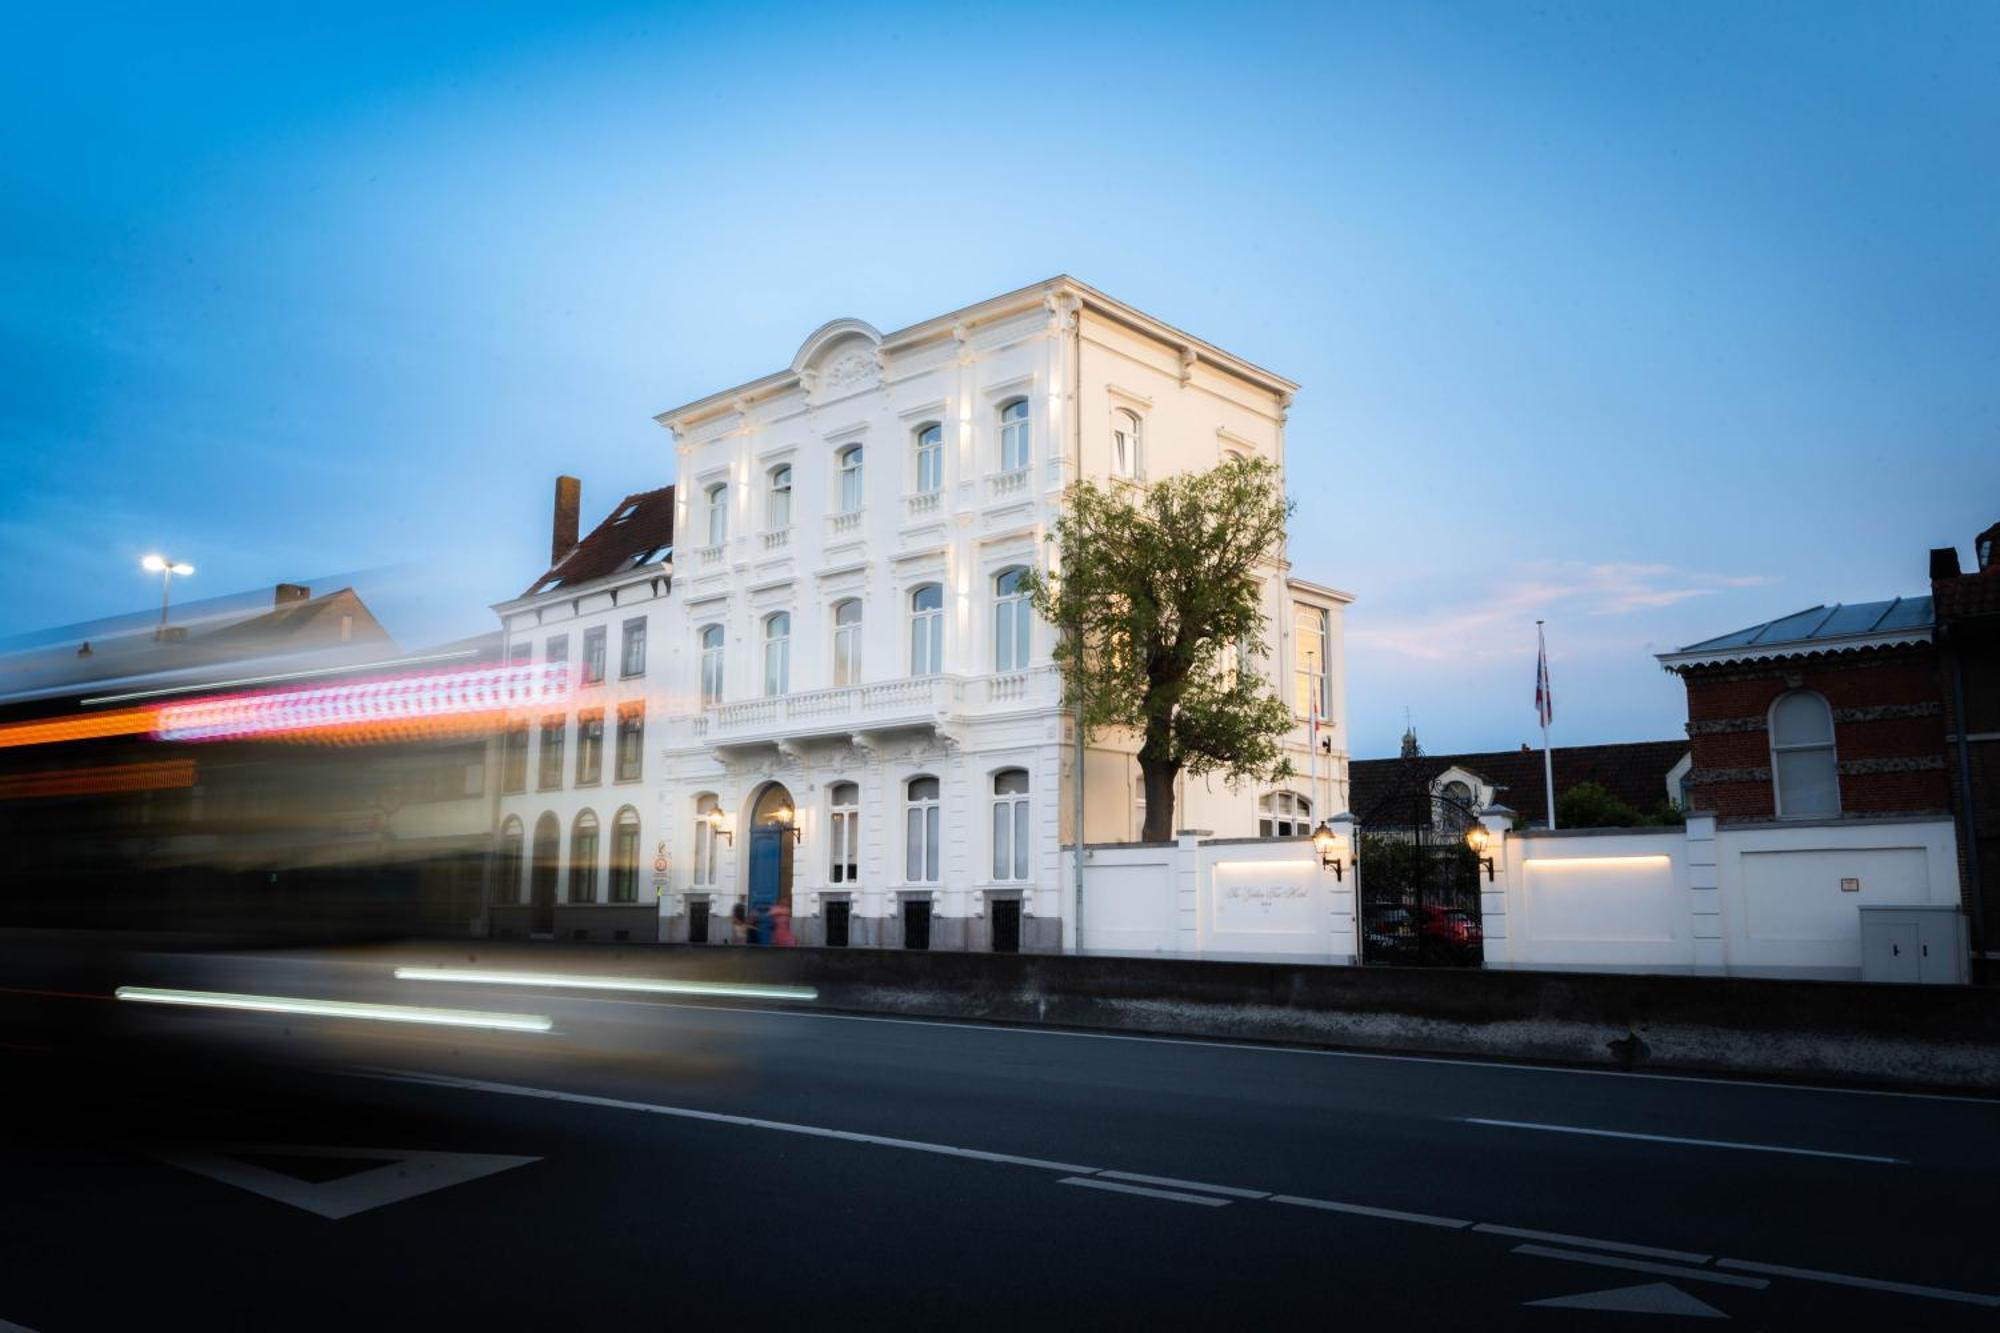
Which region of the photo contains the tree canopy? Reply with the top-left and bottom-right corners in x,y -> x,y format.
1022,455 -> 1297,842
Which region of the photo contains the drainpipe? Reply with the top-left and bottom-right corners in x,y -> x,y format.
1070,300 -> 1087,954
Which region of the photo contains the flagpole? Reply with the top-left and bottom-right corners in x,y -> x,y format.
1538,620 -> 1556,830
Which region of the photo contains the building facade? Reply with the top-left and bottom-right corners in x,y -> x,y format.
487,277 -> 1351,951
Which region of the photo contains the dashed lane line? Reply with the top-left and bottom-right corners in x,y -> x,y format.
1059,1177 -> 1232,1207
1471,1223 -> 1710,1265
1461,1117 -> 1904,1165
1095,1170 -> 1270,1199
1512,1245 -> 1769,1289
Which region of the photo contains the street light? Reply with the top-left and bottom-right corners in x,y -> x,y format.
141,553 -> 194,635
1311,819 -> 1344,880
1464,823 -> 1496,882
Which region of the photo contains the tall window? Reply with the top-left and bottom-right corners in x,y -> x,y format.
1258,791 -> 1312,837
538,715 -> 566,789
991,768 -> 1030,881
763,612 -> 791,696
994,567 -> 1031,672
1771,690 -> 1840,817
545,634 -> 570,681
699,625 -> 724,705
832,599 -> 863,686
829,781 -> 859,884
495,817 -> 524,904
692,793 -> 719,887
609,808 -> 640,903
999,399 -> 1030,472
1112,408 -> 1143,479
905,775 -> 941,883
838,445 -> 865,513
569,810 -> 599,903
621,617 -> 647,677
581,627 -> 607,685
1294,604 -> 1329,719
502,724 -> 528,793
914,422 -> 943,493
575,710 -> 604,785
909,583 -> 943,676
767,465 -> 792,530
615,704 -> 644,782
705,484 -> 729,545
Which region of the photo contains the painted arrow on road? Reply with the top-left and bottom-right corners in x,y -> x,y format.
1527,1283 -> 1726,1318
152,1144 -> 540,1220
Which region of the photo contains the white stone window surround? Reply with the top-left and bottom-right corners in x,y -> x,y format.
1770,689 -> 1841,818
989,766 -> 1032,883
903,773 -> 943,884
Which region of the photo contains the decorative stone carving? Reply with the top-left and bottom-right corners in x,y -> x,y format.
822,350 -> 878,395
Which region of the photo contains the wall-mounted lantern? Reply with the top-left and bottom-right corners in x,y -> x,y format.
1465,823 -> 1496,882
1311,820 -> 1345,880
768,801 -> 803,844
704,806 -> 734,846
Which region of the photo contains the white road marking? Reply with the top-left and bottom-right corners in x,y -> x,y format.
1471,1222 -> 1710,1264
0,1318 -> 40,1332
1059,1177 -> 1232,1207
392,967 -> 818,1002
484,991 -> 1998,1105
370,1070 -> 1100,1174
1716,1259 -> 2000,1308
1095,1170 -> 1269,1199
114,986 -> 553,1034
1512,1245 -> 1769,1289
1269,1194 -> 1472,1229
1525,1282 -> 1726,1318
1462,1117 -> 1903,1164
152,1145 -> 540,1220
361,1066 -> 2000,1310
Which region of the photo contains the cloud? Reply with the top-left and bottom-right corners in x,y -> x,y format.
1349,561 -> 1776,663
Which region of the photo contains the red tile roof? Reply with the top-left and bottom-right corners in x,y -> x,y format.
521,485 -> 674,598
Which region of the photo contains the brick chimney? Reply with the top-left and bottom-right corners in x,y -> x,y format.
552,476 -> 581,566
275,582 -> 311,606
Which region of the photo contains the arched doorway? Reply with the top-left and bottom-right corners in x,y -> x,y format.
744,782 -> 796,944
529,813 -> 561,936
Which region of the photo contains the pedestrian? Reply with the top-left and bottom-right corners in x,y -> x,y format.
731,901 -> 751,946
769,902 -> 796,948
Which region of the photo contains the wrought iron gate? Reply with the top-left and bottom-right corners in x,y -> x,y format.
1356,777 -> 1485,967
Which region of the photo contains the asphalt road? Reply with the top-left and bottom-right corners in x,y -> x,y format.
2,939 -> 1997,1330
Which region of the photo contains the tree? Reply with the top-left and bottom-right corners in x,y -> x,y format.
1022,455 -> 1297,843
1554,781 -> 1686,829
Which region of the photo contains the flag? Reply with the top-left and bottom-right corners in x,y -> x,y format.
1535,624 -> 1553,729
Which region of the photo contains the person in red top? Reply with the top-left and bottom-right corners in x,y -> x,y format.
768,902 -> 796,948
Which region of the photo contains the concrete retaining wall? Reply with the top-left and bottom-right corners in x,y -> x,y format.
420,940 -> 2000,1092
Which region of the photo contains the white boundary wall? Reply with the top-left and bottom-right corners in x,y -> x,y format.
1482,813 -> 1961,979
1064,834 -> 1356,964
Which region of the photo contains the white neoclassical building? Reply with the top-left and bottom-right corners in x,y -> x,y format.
488,276 -> 1350,951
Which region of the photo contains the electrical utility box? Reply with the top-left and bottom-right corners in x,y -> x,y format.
1859,905 -> 1969,984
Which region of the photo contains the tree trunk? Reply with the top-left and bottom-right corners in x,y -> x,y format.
1139,757 -> 1179,842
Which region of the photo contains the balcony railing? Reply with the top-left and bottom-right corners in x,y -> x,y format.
696,544 -> 725,568
905,491 -> 941,520
692,667 -> 1060,748
987,468 -> 1030,501
762,528 -> 791,552
828,510 -> 864,539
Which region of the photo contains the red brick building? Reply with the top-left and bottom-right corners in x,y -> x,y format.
1658,598 -> 1947,824
1932,521 -> 2000,975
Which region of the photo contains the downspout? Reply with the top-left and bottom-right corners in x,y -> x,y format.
1070,295 -> 1087,953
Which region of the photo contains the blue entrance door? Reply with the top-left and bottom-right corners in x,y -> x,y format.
748,826 -> 783,945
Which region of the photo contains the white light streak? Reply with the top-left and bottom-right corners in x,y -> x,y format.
392,967 -> 817,1002
114,986 -> 554,1032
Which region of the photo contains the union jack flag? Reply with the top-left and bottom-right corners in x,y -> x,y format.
1535,623 -> 1553,729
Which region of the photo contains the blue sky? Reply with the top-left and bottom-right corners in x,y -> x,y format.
2,1 -> 1994,757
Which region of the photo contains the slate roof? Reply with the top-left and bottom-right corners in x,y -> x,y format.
1348,739 -> 1690,826
1657,597 -> 1933,670
519,485 -> 675,599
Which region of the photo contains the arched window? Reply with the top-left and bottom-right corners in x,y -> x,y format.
763,612 -> 791,696
991,768 -> 1030,881
993,566 -> 1031,672
905,775 -> 941,883
1112,408 -> 1143,479
909,583 -> 943,676
1771,690 -> 1839,817
531,812 -> 561,905
698,625 -> 724,705
837,444 -> 865,513
767,465 -> 792,531
705,484 -> 729,546
832,599 -> 862,687
1258,791 -> 1312,838
495,817 -> 524,904
914,422 -> 943,494
829,781 -> 859,884
999,399 -> 1031,472
569,810 -> 600,903
609,807 -> 641,903
692,793 -> 720,887
1441,779 -> 1473,808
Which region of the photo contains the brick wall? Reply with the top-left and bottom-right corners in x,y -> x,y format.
1679,647 -> 1948,821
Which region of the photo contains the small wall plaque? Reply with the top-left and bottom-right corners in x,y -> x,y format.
1840,877 -> 1861,893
